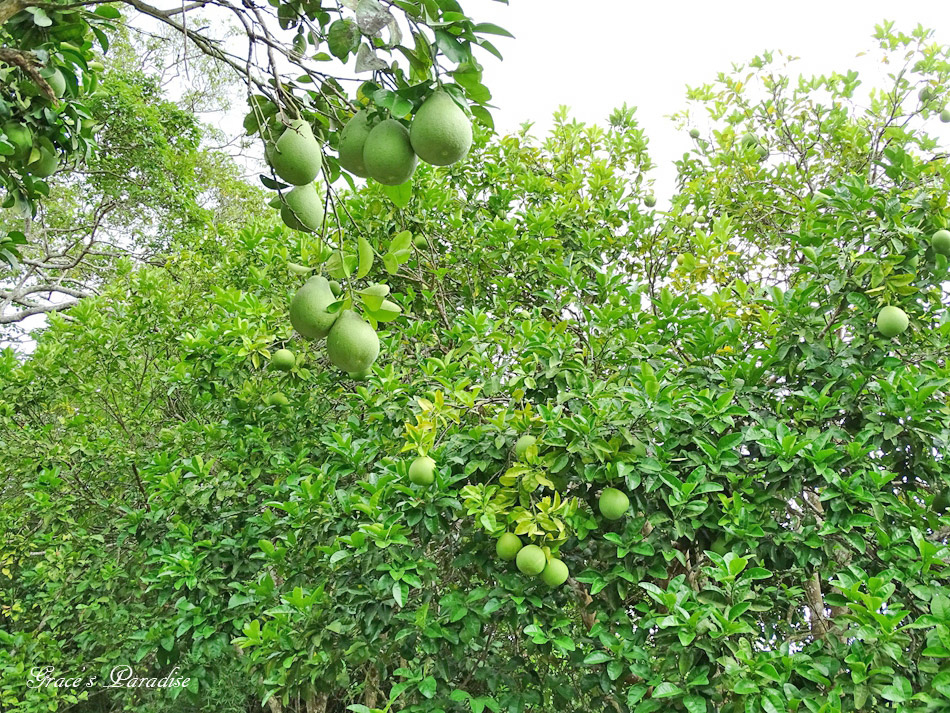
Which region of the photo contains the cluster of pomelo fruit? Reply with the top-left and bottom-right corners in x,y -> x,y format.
491,435 -> 632,589
337,91 -> 472,185
260,117 -> 326,234
285,275 -> 379,377
875,229 -> 950,339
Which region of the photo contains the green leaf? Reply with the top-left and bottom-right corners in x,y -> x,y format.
357,236 -> 374,278
472,22 -> 514,38
94,5 -> 122,18
382,181 -> 412,208
683,696 -> 706,713
582,651 -> 611,665
328,19 -> 360,60
652,682 -> 683,698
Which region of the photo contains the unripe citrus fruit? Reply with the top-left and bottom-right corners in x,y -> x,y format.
28,147 -> 58,178
740,132 -> 758,149
516,545 -> 546,575
279,182 -> 325,233
3,123 -> 32,160
363,119 -> 418,185
932,229 -> 950,256
941,109 -> 950,123
329,280 -> 342,297
326,309 -> 380,373
271,348 -> 295,371
338,110 -> 374,177
644,195 -> 656,208
408,455 -> 436,486
540,558 -> 569,587
689,128 -> 700,139
876,305 -> 908,338
598,487 -> 629,520
514,434 -> 536,459
268,118 -> 322,185
756,145 -> 769,161
495,533 -> 522,561
289,276 -> 339,340
45,68 -> 66,97
919,86 -> 933,103
410,91 -> 473,166
266,392 -> 289,406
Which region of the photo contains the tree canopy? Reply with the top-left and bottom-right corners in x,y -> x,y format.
2,18 -> 950,713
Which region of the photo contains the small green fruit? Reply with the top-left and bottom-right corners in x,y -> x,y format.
755,144 -> 769,161
266,392 -> 289,406
271,348 -> 295,371
495,533 -> 522,561
408,455 -> 436,486
514,435 -> 536,459
932,229 -> 950,256
289,276 -> 339,340
644,195 -> 656,208
941,109 -> 950,123
329,280 -> 342,297
413,235 -> 428,249
363,119 -> 418,185
338,110 -> 374,178
740,132 -> 758,149
689,128 -> 700,139
540,558 -> 569,587
598,487 -> 629,520
876,306 -> 908,338
3,122 -> 32,160
326,309 -> 380,373
45,68 -> 66,97
919,86 -> 933,103
410,91 -> 473,166
28,147 -> 58,178
516,545 -> 546,576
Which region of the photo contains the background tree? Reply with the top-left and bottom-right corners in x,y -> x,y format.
3,21 -> 950,713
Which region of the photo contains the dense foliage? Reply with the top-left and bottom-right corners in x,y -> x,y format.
3,22 -> 950,713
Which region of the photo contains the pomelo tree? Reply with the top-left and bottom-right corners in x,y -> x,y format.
2,21 -> 950,713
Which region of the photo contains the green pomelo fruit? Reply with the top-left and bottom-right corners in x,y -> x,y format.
280,183 -> 325,232
740,132 -> 758,149
269,118 -> 322,185
29,148 -> 58,178
266,392 -> 289,406
413,235 -> 428,249
689,128 -> 700,139
932,229 -> 950,256
756,145 -> 769,161
289,276 -> 339,340
408,455 -> 436,486
329,280 -> 342,297
876,305 -> 908,338
3,123 -> 32,160
495,533 -> 522,561
941,109 -> 950,123
362,119 -> 418,185
514,435 -> 536,459
326,309 -> 380,373
516,545 -> 546,576
598,487 -> 629,520
410,91 -> 473,166
540,558 -> 569,587
271,348 -> 295,371
644,195 -> 656,208
919,86 -> 933,102
45,68 -> 66,97
338,110 -> 374,178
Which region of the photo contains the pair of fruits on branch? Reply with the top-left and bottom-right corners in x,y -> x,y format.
875,229 -> 950,339
337,90 -> 473,185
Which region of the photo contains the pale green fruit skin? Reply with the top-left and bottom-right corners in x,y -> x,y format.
540,558 -> 569,587
496,533 -> 522,561
410,92 -> 473,166
689,128 -> 700,139
29,148 -> 58,178
599,487 -> 629,520
919,87 -> 933,102
932,229 -> 950,256
348,367 -> 372,381
269,119 -> 322,185
46,68 -> 66,97
514,435 -> 536,459
941,109 -> 950,123
516,545 -> 546,576
3,123 -> 32,160
266,392 -> 289,406
740,132 -> 758,149
644,195 -> 656,208
338,110 -> 373,178
289,276 -> 339,340
755,145 -> 769,161
363,119 -> 418,185
877,306 -> 909,338
271,348 -> 295,371
280,183 -> 325,232
408,455 -> 436,486
326,309 -> 380,373
328,280 -> 342,297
